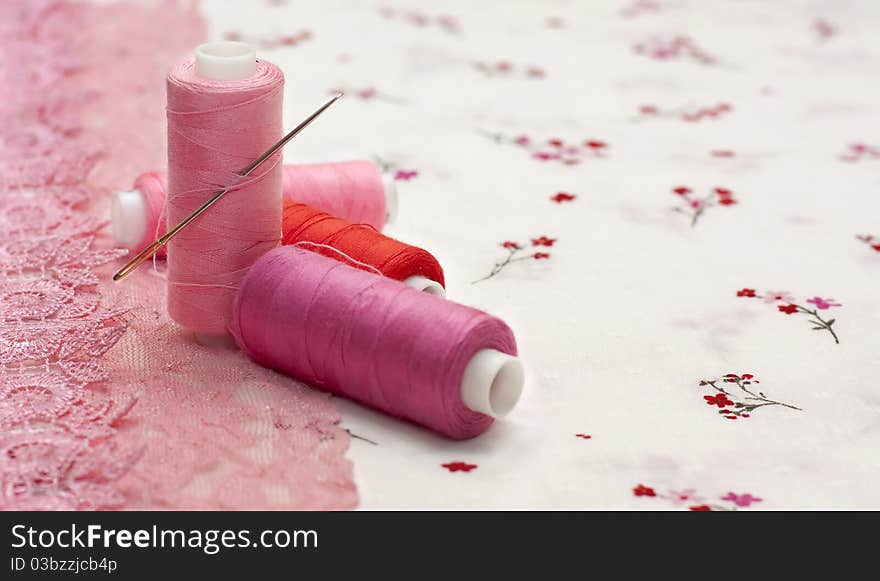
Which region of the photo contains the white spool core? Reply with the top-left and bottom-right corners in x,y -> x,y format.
195,41 -> 257,81
382,173 -> 399,225
111,189 -> 148,251
460,349 -> 524,418
404,275 -> 445,297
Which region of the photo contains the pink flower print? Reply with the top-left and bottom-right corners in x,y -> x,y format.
722,492 -> 762,507
806,297 -> 841,310
668,489 -> 704,505
393,169 -> 419,181
514,135 -> 530,145
761,291 -> 794,304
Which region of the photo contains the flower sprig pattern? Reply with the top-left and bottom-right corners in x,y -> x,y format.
328,87 -> 407,104
634,484 -> 763,511
372,156 -> 418,181
633,36 -> 717,65
379,7 -> 461,35
672,186 -> 737,226
637,102 -> 733,122
223,29 -> 313,50
737,288 -> 842,344
857,234 -> 880,253
474,236 -> 556,283
473,61 -> 547,79
477,130 -> 609,165
840,143 -> 880,162
699,373 -> 801,420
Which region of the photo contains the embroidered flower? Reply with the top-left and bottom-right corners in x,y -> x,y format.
699,374 -> 800,420
531,236 -> 556,247
740,289 -> 841,343
633,484 -> 656,497
761,291 -> 794,303
668,489 -> 704,505
533,252 -> 550,260
575,433 -> 592,439
673,186 -> 691,195
501,241 -> 520,250
703,393 -> 734,408
394,169 -> 419,181
551,192 -> 577,203
442,461 -> 477,473
689,504 -> 712,511
737,288 -> 756,297
721,492 -> 762,507
806,297 -> 842,310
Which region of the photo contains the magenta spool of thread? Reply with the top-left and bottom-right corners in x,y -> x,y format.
166,42 -> 283,342
110,160 -> 398,255
231,246 -> 525,439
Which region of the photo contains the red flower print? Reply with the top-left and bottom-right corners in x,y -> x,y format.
699,374 -> 801,419
633,484 -> 656,497
393,169 -> 419,181
551,192 -> 577,203
672,185 -> 738,225
531,236 -> 556,247
737,288 -> 756,297
575,433 -> 592,439
478,130 -> 608,164
689,505 -> 712,511
733,287 -> 842,343
857,234 -> 880,253
703,393 -> 734,408
442,461 -> 477,473
476,236 -> 559,283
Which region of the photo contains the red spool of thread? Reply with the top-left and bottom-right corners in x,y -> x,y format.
282,200 -> 445,295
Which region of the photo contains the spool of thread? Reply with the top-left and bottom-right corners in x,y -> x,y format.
231,247 -> 525,439
166,42 -> 283,341
111,161 -> 397,255
282,200 -> 445,296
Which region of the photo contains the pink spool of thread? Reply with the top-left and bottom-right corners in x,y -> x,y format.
232,246 -> 525,439
110,160 -> 398,255
165,42 -> 283,343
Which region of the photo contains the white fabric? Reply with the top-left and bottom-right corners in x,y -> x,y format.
200,0 -> 880,509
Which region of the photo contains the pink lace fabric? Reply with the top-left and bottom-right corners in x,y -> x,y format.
1,0 -> 357,510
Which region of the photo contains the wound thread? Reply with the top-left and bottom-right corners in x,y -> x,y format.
232,246 -> 516,439
282,200 -> 445,288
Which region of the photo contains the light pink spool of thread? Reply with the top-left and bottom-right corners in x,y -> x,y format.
165,42 -> 283,343
110,161 -> 397,255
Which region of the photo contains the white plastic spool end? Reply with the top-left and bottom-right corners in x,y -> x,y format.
195,41 -> 257,81
403,275 -> 445,297
110,189 -> 148,251
460,349 -> 524,418
382,173 -> 399,225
